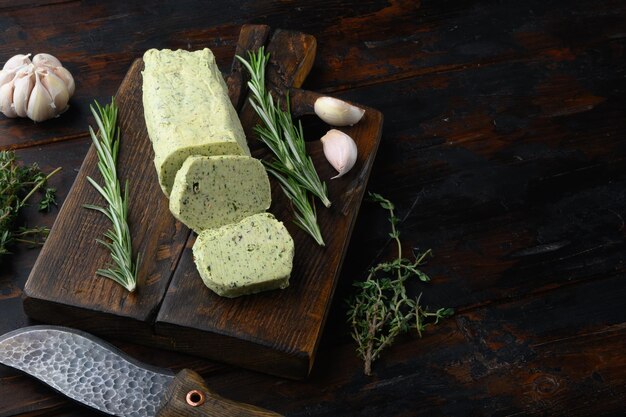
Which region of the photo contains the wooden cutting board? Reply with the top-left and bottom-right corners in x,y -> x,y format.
22,25 -> 383,379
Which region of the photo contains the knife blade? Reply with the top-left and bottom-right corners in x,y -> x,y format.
0,326 -> 282,417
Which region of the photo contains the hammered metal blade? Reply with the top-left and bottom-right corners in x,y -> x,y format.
0,325 -> 174,417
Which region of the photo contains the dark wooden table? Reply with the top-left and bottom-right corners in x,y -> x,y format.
1,1 -> 625,416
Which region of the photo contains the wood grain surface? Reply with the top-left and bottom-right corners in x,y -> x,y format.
156,369 -> 282,417
21,58 -> 190,340
21,26 -> 384,379
1,0 -> 625,416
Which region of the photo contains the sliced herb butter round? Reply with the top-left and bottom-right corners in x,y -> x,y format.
169,155 -> 271,233
142,48 -> 250,196
193,213 -> 294,298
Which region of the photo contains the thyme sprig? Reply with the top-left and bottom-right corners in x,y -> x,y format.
38,187 -> 57,212
237,48 -> 330,246
347,193 -> 454,375
84,98 -> 139,292
0,150 -> 60,259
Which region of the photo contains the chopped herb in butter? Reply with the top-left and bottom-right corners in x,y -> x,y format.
193,213 -> 294,298
169,155 -> 271,233
142,48 -> 250,196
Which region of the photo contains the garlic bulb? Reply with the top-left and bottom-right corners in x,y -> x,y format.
0,53 -> 75,122
314,96 -> 365,127
320,129 -> 358,179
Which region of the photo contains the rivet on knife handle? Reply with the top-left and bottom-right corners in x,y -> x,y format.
156,369 -> 283,417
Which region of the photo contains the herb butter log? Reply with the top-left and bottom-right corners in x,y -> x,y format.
142,48 -> 250,195
193,213 -> 294,297
169,155 -> 271,233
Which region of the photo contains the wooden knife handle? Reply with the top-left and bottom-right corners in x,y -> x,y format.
156,369 -> 283,417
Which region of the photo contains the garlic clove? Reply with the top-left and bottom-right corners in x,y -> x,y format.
12,66 -> 35,118
32,53 -> 63,69
27,72 -> 56,122
50,65 -> 75,96
0,81 -> 17,118
39,68 -> 69,113
320,129 -> 358,179
2,53 -> 32,71
314,96 -> 365,127
0,69 -> 16,88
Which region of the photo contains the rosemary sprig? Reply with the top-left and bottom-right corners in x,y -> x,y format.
84,98 -> 139,292
237,48 -> 330,246
265,165 -> 324,246
347,193 -> 454,375
0,150 -> 60,259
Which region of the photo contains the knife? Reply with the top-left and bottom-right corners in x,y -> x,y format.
0,325 -> 282,417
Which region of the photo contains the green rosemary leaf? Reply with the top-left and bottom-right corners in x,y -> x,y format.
84,98 -> 139,292
265,164 -> 324,246
347,192 -> 453,375
237,48 -> 330,245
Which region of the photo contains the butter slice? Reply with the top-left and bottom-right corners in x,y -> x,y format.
169,155 -> 271,233
142,48 -> 250,195
193,213 -> 294,298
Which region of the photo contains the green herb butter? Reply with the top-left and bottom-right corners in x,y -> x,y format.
193,213 -> 294,298
169,155 -> 271,233
142,48 -> 250,196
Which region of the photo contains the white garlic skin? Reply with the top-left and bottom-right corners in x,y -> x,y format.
320,129 -> 358,179
0,69 -> 16,87
2,53 -> 32,72
32,53 -> 63,69
0,81 -> 16,118
314,96 -> 365,127
28,72 -> 56,122
0,52 -> 74,122
12,68 -> 34,117
39,69 -> 69,111
50,65 -> 75,96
